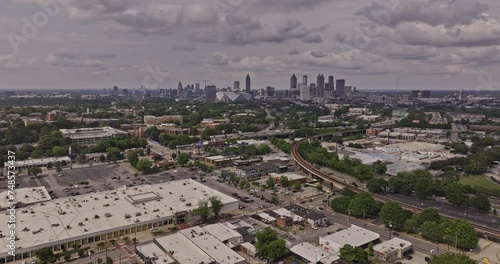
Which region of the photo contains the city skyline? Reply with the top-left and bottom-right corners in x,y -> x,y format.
1,0 -> 500,90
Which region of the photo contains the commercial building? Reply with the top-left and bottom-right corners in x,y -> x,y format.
373,238 -> 412,261
202,223 -> 243,248
291,242 -> 340,264
205,85 -> 218,102
0,180 -> 238,263
290,74 -> 297,90
319,224 -> 380,253
2,157 -> 71,176
246,74 -> 251,92
299,84 -> 311,101
269,172 -> 307,184
202,155 -> 240,167
200,118 -> 231,129
284,204 -> 328,228
138,226 -> 246,264
59,127 -> 128,145
233,160 -> 293,179
143,115 -> 184,125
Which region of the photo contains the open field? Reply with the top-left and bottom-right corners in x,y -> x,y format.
460,175 -> 500,191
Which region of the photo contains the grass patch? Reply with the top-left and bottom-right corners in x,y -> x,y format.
459,175 -> 500,191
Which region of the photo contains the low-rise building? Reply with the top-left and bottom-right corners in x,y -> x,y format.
2,157 -> 71,176
234,160 -> 293,179
269,172 -> 308,184
138,226 -> 246,264
202,223 -> 243,248
203,155 -> 239,167
319,224 -> 380,253
200,118 -> 231,129
143,115 -> 183,125
0,180 -> 238,263
373,238 -> 412,261
284,204 -> 328,227
291,242 -> 340,264
60,127 -> 128,145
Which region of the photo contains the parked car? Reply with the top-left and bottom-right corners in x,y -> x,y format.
425,257 -> 431,263
231,193 -> 238,197
405,255 -> 413,260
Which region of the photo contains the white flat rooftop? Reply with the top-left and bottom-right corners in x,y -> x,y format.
0,187 -> 51,209
0,180 -> 238,257
155,233 -> 214,264
3,157 -> 71,167
137,243 -> 175,264
291,242 -> 339,264
373,237 -> 412,255
180,226 -> 245,264
202,223 -> 242,243
321,224 -> 379,248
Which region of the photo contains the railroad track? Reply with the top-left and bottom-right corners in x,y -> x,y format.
291,135 -> 500,240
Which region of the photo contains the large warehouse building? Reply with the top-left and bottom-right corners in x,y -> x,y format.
59,127 -> 128,145
0,180 -> 238,263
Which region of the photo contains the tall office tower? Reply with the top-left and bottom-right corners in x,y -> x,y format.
336,79 -> 346,98
290,74 -> 297,90
234,81 -> 240,91
122,89 -> 128,96
317,74 -> 325,97
113,86 -> 118,95
177,82 -> 183,97
246,74 -> 251,92
205,85 -> 217,102
303,75 -> 308,86
310,83 -> 318,97
195,83 -> 200,90
411,90 -> 420,98
422,90 -> 431,98
328,76 -> 334,91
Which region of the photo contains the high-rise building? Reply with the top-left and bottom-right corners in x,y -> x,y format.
328,76 -> 334,91
299,84 -> 310,101
113,86 -> 119,96
205,85 -> 217,102
177,82 -> 183,98
122,89 -> 128,96
290,74 -> 297,90
246,74 -> 251,92
195,83 -> 200,91
303,75 -> 308,86
234,81 -> 240,91
336,79 -> 346,98
317,74 -> 325,97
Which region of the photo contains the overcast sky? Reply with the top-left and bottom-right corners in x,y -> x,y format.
1,0 -> 500,90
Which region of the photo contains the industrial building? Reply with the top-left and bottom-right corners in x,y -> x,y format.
59,127 -> 128,145
0,180 -> 238,263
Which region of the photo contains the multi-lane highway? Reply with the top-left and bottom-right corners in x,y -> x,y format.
291,133 -> 500,240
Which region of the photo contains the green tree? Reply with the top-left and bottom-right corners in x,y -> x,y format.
418,208 -> 441,226
279,176 -> 290,187
445,183 -> 469,207
208,196 -> 223,219
366,178 -> 388,194
339,244 -> 369,264
63,252 -> 71,262
28,167 -> 42,176
35,247 -> 55,263
470,193 -> 491,212
192,200 -> 211,223
171,153 -> 177,160
292,181 -> 302,191
331,196 -> 351,214
128,152 -> 139,167
379,201 -> 410,231
316,184 -> 324,192
266,177 -> 275,189
430,252 -> 474,264
348,192 -> 381,218
420,221 -> 444,242
106,147 -> 121,161
52,146 -> 67,157
443,220 -> 478,250
152,154 -> 163,162
341,188 -> 356,197
404,217 -> 420,234
106,257 -> 113,264
176,153 -> 189,165
135,158 -> 152,173
255,227 -> 289,261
